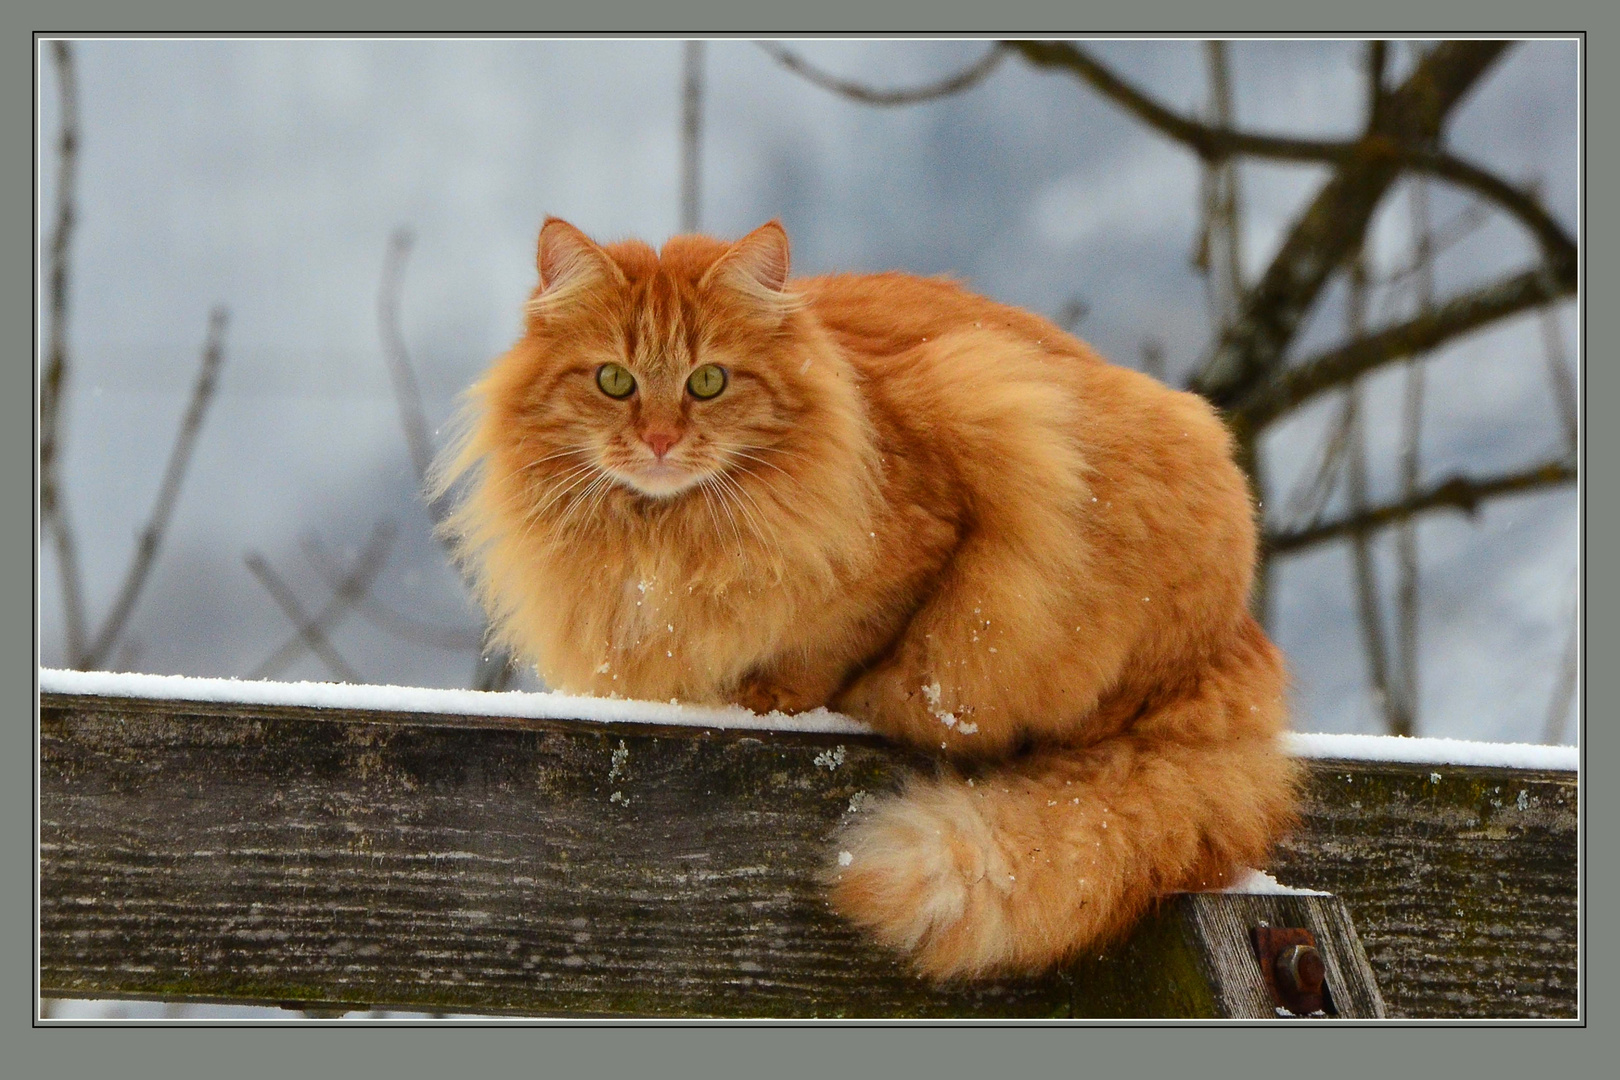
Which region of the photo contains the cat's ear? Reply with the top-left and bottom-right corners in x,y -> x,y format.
701,221 -> 798,319
532,217 -> 623,311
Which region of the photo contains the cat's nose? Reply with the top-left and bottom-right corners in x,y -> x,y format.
643,428 -> 682,459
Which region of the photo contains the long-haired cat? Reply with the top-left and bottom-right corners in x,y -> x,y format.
434,218 -> 1300,980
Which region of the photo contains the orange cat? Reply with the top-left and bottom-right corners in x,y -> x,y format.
435,218 -> 1300,980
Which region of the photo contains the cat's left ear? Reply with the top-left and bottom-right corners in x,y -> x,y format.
701,222 -> 797,320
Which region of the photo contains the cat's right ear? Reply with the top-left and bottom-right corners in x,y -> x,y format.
530,218 -> 623,314
700,221 -> 800,323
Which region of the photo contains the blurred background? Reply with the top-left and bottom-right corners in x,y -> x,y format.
38,37 -> 1579,754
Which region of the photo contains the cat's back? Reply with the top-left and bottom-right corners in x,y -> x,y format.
795,271 -> 1092,367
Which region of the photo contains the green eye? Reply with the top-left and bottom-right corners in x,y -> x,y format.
686,364 -> 727,400
596,363 -> 636,399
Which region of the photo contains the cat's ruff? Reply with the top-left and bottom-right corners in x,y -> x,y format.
436,218 -> 1300,981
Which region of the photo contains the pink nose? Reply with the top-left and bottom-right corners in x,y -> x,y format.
644,429 -> 681,458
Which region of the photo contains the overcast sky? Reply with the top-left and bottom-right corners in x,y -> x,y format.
37,37 -> 1579,744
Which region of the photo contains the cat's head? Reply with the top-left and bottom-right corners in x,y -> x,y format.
485,217 -> 823,505
435,217 -> 875,573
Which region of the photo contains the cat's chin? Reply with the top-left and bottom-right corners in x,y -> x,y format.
614,462 -> 708,500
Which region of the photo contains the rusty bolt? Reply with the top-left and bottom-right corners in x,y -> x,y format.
1275,943 -> 1325,998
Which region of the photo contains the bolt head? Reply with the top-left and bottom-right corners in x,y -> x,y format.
1276,943 -> 1325,996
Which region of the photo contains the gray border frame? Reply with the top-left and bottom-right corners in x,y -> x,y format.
10,0 -> 1604,1075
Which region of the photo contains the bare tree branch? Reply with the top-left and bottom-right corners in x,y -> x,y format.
42,40 -> 88,663
1235,265 -> 1572,430
1006,40 -> 1573,277
1191,40 -> 1512,405
1405,147 -> 1577,278
1265,458 -> 1576,557
680,41 -> 704,233
302,534 -> 484,650
79,308 -> 229,669
378,228 -> 437,492
247,523 -> 395,681
759,41 -> 1005,106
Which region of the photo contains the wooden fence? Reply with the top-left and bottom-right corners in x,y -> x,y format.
39,689 -> 1577,1018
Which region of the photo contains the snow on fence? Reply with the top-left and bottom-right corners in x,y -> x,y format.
38,672 -> 1578,1019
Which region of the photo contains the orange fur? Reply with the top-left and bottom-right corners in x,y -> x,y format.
435,219 -> 1301,980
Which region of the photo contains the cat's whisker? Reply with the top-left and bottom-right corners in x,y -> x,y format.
552,473 -> 611,538
734,442 -> 811,464
723,447 -> 807,491
694,479 -> 730,557
522,461 -> 602,526
522,444 -> 595,469
699,476 -> 747,556
711,469 -> 777,557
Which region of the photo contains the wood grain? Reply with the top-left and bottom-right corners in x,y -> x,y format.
39,693 -> 1576,1018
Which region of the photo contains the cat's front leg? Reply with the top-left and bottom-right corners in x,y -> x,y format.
833,534 -> 1129,760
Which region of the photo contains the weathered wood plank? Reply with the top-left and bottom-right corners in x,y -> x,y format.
39,692 -> 1576,1017
1268,761 -> 1577,1018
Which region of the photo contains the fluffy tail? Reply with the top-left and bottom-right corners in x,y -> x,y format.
829,618 -> 1301,980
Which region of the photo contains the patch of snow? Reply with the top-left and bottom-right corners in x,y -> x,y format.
1287,732 -> 1576,772
1222,869 -> 1329,897
37,670 -> 1579,769
38,668 -> 872,736
837,850 -> 853,867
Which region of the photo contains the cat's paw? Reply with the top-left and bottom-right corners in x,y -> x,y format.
730,672 -> 824,716
828,779 -> 1024,980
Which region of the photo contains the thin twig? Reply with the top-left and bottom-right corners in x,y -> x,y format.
1057,296 -> 1089,332
374,231 -> 518,687
1542,585 -> 1578,745
1280,392 -> 1355,531
301,534 -> 484,650
43,40 -> 88,663
78,308 -> 229,669
379,228 -> 436,491
1345,245 -> 1401,735
1538,304 -> 1579,456
246,523 -> 396,681
1393,172 -> 1432,736
1372,199 -> 1489,315
245,554 -> 363,684
680,41 -> 704,233
472,650 -> 517,692
1265,458 -> 1577,556
759,41 -> 1005,106
1193,40 -> 1246,333
1139,339 -> 1166,383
